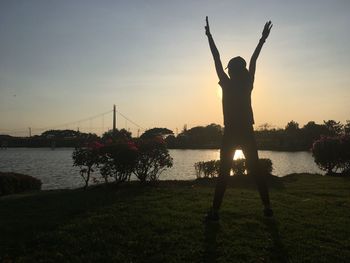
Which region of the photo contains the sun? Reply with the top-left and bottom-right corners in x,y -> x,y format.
233,149 -> 245,160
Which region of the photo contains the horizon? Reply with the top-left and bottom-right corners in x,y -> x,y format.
1,0 -> 350,136
1,117 -> 347,138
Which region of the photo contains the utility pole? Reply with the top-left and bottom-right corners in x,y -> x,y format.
28,127 -> 31,137
113,104 -> 116,132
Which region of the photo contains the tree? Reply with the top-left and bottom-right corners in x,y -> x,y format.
257,123 -> 274,131
99,141 -> 138,184
312,135 -> 350,175
344,120 -> 350,135
140,128 -> 173,139
300,121 -> 329,148
102,128 -> 132,141
302,121 -> 320,131
178,123 -> 223,147
72,142 -> 103,189
285,121 -> 299,133
165,135 -> 177,148
323,120 -> 343,136
133,137 -> 173,183
41,129 -> 98,140
41,129 -> 79,138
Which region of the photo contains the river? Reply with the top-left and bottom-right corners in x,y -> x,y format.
0,148 -> 323,190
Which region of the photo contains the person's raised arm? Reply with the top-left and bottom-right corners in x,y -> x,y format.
249,21 -> 272,83
205,16 -> 226,81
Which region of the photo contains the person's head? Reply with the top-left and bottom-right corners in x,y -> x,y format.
226,56 -> 247,79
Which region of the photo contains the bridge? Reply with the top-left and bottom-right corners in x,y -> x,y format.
0,105 -> 146,138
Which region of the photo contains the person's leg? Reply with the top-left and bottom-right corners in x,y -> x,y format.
241,129 -> 272,215
211,140 -> 235,213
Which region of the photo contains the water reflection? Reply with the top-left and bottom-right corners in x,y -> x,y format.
0,148 -> 322,189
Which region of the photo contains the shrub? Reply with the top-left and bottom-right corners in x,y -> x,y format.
133,137 -> 173,183
72,137 -> 173,186
99,140 -> 139,184
311,135 -> 350,175
194,158 -> 273,178
0,172 -> 42,196
194,160 -> 220,178
232,159 -> 246,176
72,142 -> 102,189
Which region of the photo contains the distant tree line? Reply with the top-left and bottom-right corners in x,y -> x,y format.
0,130 -> 99,148
254,120 -> 350,151
1,120 -> 349,151
164,120 -> 350,151
165,124 -> 222,149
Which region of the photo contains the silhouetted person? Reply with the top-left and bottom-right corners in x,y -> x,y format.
205,17 -> 273,220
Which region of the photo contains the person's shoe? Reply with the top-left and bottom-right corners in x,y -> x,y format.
263,207 -> 274,217
204,209 -> 220,222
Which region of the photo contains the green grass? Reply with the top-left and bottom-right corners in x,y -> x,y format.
0,174 -> 349,262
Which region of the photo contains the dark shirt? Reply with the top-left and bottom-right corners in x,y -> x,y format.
219,73 -> 254,128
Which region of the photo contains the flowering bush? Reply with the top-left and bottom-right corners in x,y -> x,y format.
72,137 -> 173,186
72,142 -> 103,189
312,135 -> 350,175
99,141 -> 139,184
133,137 -> 173,183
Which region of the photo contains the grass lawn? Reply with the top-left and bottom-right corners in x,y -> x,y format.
0,174 -> 349,262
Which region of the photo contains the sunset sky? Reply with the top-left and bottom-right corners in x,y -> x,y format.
1,0 -> 349,136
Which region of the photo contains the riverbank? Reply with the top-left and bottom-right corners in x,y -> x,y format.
1,173 -> 349,262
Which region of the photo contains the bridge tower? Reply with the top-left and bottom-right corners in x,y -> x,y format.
113,104 -> 117,132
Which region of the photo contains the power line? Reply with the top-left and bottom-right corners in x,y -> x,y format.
1,106 -> 145,135
116,110 -> 144,130
34,110 -> 113,131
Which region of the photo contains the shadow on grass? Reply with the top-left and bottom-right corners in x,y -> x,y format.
195,174 -> 285,190
202,221 -> 221,263
263,218 -> 289,262
202,217 -> 289,262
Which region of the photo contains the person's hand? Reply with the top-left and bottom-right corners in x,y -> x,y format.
205,16 -> 211,36
262,21 -> 272,40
